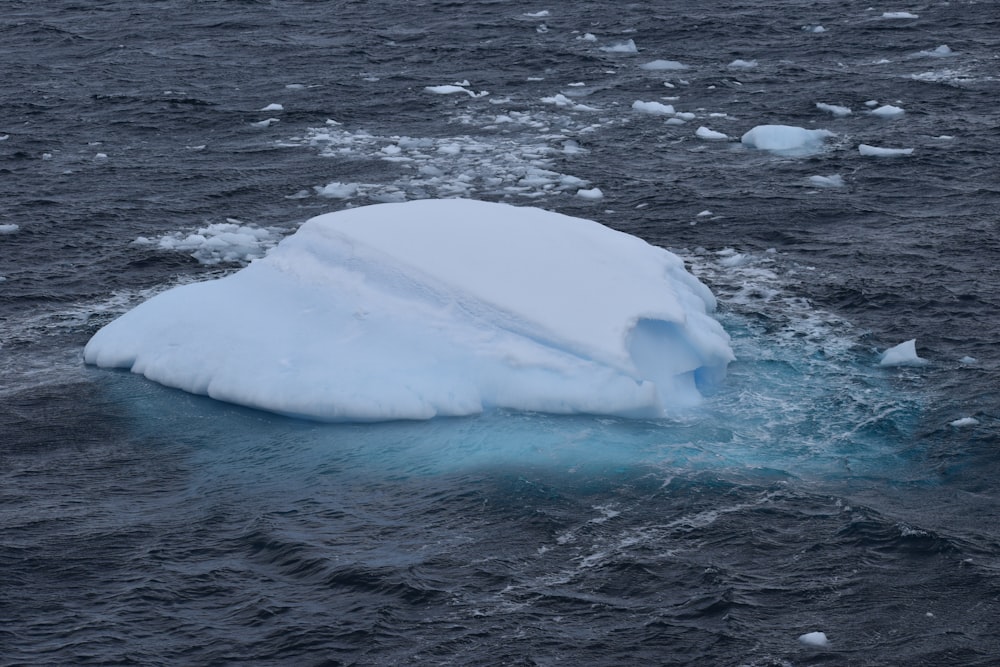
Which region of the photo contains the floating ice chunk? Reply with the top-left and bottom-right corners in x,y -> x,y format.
578,33 -> 597,42
632,100 -> 676,116
859,144 -> 913,157
871,104 -> 905,118
0,224 -> 19,234
94,153 -> 109,161
697,210 -> 713,217
816,102 -> 852,117
424,84 -> 485,97
600,40 -> 638,53
919,44 -> 954,57
524,10 -> 550,18
541,93 -> 597,111
882,11 -> 918,19
809,174 -> 845,188
316,181 -> 359,199
806,25 -> 827,33
740,125 -> 835,155
950,417 -> 979,427
640,59 -> 689,71
576,187 -> 604,200
799,632 -> 829,647
87,200 -> 734,422
959,356 -> 977,364
135,220 -> 284,265
696,126 -> 729,140
865,100 -> 879,107
260,103 -> 284,112
728,59 -> 757,69
252,118 -> 280,127
879,339 -> 928,366
0,134 -> 8,141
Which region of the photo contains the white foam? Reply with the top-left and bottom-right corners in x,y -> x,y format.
879,339 -> 928,366
816,102 -> 852,117
859,144 -> 913,157
640,59 -> 688,71
696,126 -> 729,141
600,40 -> 638,54
741,125 -> 835,155
541,93 -> 598,111
87,200 -> 734,422
808,174 -> 845,188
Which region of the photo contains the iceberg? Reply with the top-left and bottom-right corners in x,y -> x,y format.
86,200 -> 734,422
740,125 -> 835,156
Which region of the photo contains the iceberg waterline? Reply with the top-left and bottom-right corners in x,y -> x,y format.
85,200 -> 734,422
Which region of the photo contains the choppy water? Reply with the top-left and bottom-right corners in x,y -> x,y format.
2,1 -> 999,665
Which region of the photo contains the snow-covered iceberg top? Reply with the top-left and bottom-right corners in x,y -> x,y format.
85,200 -> 734,422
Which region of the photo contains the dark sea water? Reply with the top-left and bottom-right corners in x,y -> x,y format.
2,1 -> 999,665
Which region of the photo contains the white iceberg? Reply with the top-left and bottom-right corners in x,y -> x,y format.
879,339 -> 928,367
740,125 -> 835,155
86,200 -> 734,422
798,631 -> 829,647
696,126 -> 729,141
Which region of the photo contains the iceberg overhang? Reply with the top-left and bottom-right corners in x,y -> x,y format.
85,199 -> 734,421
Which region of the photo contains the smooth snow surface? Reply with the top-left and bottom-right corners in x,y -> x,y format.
86,200 -> 734,422
740,125 -> 834,156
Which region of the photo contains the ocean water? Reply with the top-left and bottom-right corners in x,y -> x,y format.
2,1 -> 999,665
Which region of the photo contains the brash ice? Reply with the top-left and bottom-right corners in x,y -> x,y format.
85,200 -> 734,421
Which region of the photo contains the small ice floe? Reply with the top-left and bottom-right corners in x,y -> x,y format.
640,59 -> 689,71
809,174 -> 845,188
134,220 -> 283,265
0,134 -> 9,141
285,83 -> 306,90
798,632 -> 829,647
950,417 -> 980,428
728,59 -> 757,69
859,144 -> 914,157
879,339 -> 928,367
696,126 -> 729,140
577,32 -> 597,42
315,181 -> 359,199
252,118 -> 280,128
816,102 -> 852,117
0,224 -> 19,234
959,356 -> 977,364
541,94 -> 597,111
600,40 -> 638,53
576,187 -> 604,200
882,11 -> 919,19
524,10 -> 550,18
865,100 -> 879,107
697,210 -> 713,217
871,104 -> 905,118
803,25 -> 827,33
632,100 -> 675,116
918,45 -> 954,57
741,125 -> 834,155
424,83 -> 489,97
94,152 -> 109,161
260,103 -> 284,112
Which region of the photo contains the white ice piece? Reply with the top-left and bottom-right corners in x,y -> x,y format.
798,632 -> 829,647
859,144 -> 913,157
741,125 -> 834,155
696,127 -> 729,141
640,59 -> 689,71
882,11 -> 918,19
950,417 -> 979,427
632,100 -> 676,116
879,339 -> 928,366
816,102 -> 852,117
600,40 -> 638,53
86,200 -> 734,422
871,104 -> 905,118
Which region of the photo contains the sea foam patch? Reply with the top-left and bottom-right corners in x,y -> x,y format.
87,200 -> 734,422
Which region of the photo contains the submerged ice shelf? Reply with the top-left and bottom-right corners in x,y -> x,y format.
86,200 -> 734,422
